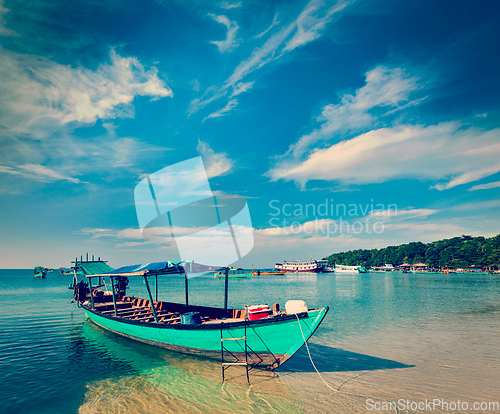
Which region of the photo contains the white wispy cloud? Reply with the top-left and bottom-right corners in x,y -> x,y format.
367,207 -> 438,221
0,124 -> 171,187
209,14 -> 239,53
434,162 -> 500,191
469,181 -> 500,191
196,139 -> 234,178
220,1 -> 241,9
0,47 -> 172,186
0,47 -> 172,137
77,228 -> 117,238
190,79 -> 201,91
189,0 -> 350,117
267,63 -> 500,191
268,122 -> 500,190
78,225 -> 198,249
230,81 -> 255,97
0,164 -> 83,183
283,0 -> 345,52
203,99 -> 238,121
254,13 -> 280,39
224,0 -> 348,89
0,0 -> 18,37
280,66 -> 422,162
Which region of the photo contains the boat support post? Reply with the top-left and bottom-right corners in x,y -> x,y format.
88,277 -> 95,310
143,275 -> 159,323
109,276 -> 118,317
224,267 -> 229,315
185,269 -> 189,306
155,274 -> 158,302
72,268 -> 78,287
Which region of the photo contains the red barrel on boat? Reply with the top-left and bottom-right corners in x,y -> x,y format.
247,304 -> 271,321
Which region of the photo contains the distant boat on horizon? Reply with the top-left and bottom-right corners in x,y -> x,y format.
59,267 -> 74,274
33,266 -> 47,278
214,268 -> 252,278
335,264 -> 368,274
253,269 -> 286,276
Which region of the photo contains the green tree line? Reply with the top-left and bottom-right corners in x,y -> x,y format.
324,234 -> 500,269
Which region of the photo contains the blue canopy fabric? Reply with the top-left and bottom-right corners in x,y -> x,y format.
86,260 -> 227,278
103,261 -> 172,274
83,261 -> 183,277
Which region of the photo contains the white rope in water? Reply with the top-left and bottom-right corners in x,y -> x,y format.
295,314 -> 338,392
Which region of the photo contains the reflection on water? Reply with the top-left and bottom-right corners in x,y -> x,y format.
77,322 -> 300,413
1,270 -> 500,413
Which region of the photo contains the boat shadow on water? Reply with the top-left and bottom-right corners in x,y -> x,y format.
278,343 -> 414,373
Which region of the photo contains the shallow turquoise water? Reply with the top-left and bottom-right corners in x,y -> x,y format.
1,270 -> 499,413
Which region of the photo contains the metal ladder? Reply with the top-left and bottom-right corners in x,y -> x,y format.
220,319 -> 261,383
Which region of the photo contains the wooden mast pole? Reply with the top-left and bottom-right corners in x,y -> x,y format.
224,267 -> 229,315
185,269 -> 189,306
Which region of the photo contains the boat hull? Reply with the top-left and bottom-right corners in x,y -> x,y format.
335,269 -> 361,273
335,266 -> 367,274
83,306 -> 328,369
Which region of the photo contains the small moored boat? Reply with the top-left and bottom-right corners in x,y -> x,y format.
335,264 -> 368,273
71,261 -> 328,370
252,269 -> 287,276
33,266 -> 47,278
214,268 -> 252,278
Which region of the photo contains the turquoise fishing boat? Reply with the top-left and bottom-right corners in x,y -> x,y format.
72,261 -> 328,370
33,266 -> 47,278
59,267 -> 73,274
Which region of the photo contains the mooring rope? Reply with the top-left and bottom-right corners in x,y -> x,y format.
295,314 -> 338,392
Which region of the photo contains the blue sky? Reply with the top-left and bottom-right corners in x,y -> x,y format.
1,0 -> 499,268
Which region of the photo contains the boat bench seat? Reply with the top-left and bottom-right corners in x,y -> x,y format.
93,301 -> 133,312
232,309 -> 245,319
132,312 -> 181,322
100,305 -> 150,315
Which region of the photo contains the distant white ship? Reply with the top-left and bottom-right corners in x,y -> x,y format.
275,260 -> 323,273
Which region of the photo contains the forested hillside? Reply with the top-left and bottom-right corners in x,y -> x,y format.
325,234 -> 500,269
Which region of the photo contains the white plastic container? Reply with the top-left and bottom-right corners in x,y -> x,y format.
285,300 -> 308,314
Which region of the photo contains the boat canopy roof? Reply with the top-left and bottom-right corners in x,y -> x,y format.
77,261 -> 114,276
85,261 -> 183,278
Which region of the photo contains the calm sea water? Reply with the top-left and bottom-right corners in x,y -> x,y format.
1,270 -> 499,413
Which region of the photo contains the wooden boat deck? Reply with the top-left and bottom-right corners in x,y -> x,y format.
87,291 -> 248,325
